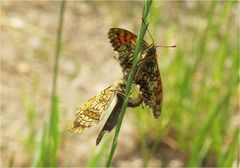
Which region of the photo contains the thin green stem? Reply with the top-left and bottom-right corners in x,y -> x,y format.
51,0 -> 65,100
49,0 -> 65,166
106,0 -> 152,167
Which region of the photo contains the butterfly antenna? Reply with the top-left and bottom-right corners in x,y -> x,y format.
156,45 -> 177,48
142,17 -> 155,44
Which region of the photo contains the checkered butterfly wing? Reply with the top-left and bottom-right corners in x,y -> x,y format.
108,28 -> 148,76
69,84 -> 118,133
135,46 -> 163,118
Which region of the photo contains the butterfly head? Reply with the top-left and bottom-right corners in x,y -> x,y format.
145,44 -> 176,58
144,44 -> 157,58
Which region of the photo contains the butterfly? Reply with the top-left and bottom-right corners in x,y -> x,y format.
108,28 -> 163,118
69,79 -> 143,145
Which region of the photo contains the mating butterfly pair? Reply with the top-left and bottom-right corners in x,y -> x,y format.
69,28 -> 162,145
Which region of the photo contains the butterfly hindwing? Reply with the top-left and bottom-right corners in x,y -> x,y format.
135,47 -> 163,118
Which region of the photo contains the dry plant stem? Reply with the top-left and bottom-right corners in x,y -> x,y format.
106,0 -> 152,167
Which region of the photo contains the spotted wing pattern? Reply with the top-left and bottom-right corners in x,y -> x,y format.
109,28 -> 163,118
135,46 -> 163,118
108,28 -> 148,76
69,81 -> 122,133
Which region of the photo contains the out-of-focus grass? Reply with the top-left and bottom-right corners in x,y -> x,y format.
20,84 -> 37,153
87,134 -> 112,167
132,1 -> 239,167
31,1 -> 65,166
11,74 -> 40,167
220,127 -> 239,167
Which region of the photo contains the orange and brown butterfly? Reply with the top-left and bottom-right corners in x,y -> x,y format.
108,28 -> 163,118
69,79 -> 143,145
69,80 -> 125,138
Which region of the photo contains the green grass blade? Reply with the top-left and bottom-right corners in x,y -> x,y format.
49,95 -> 59,165
106,0 -> 152,167
48,1 -> 65,166
221,128 -> 240,167
30,1 -> 65,166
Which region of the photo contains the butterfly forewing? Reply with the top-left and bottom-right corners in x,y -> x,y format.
108,28 -> 148,76
69,86 -> 117,133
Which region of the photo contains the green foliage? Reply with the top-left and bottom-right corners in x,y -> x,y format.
31,1 -> 65,166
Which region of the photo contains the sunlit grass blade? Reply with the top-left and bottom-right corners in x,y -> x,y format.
220,128 -> 240,167
49,95 -> 59,165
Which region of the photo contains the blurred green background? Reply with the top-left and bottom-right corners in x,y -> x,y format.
1,1 -> 239,167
